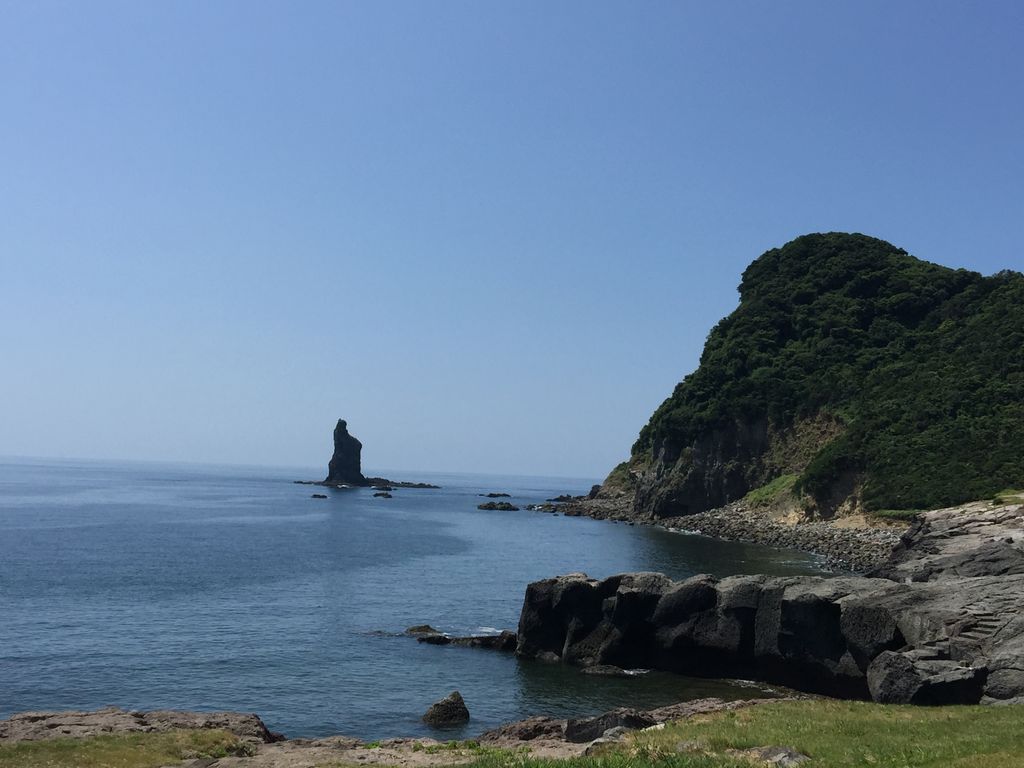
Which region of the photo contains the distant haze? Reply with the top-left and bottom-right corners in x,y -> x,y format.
2,2 -> 1022,477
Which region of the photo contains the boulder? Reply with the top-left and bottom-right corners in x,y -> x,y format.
564,708 -> 656,743
422,691 -> 469,726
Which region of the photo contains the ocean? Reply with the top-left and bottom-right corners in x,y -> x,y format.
0,458 -> 827,739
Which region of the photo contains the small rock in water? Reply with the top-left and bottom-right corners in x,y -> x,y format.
405,625 -> 441,636
581,665 -> 633,678
373,492 -> 393,498
310,493 -> 328,499
422,691 -> 470,726
477,501 -> 519,511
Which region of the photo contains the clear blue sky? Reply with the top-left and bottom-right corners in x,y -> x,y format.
2,1 -> 1021,478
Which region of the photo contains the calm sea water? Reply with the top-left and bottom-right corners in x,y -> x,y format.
0,458 -> 827,739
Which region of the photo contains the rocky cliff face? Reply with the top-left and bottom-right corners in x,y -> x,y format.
631,419 -> 770,518
516,503 -> 1024,706
324,419 -> 367,486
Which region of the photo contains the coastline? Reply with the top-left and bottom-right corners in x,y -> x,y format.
556,496 -> 906,573
0,698 -> 781,765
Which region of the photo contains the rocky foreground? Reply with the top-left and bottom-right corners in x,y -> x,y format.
0,699 -> 776,767
516,501 -> 1024,706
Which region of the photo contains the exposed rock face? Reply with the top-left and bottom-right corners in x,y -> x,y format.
422,691 -> 470,726
633,419 -> 772,519
515,569 -> 1024,705
870,502 -> 1024,582
325,419 -> 367,486
0,707 -> 280,743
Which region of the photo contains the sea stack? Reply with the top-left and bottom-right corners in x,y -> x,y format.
325,419 -> 367,486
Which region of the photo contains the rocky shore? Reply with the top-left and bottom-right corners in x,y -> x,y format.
515,501 -> 1024,706
558,496 -> 904,573
0,698 -> 781,767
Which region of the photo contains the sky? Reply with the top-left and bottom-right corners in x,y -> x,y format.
1,1 -> 1022,478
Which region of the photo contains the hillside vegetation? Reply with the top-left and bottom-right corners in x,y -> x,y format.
630,233 -> 1023,513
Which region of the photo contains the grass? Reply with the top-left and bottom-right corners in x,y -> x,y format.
630,700 -> 1024,768
456,755 -> 748,768
9,702 -> 1024,768
742,474 -> 798,507
0,729 -> 253,768
992,488 -> 1024,505
454,701 -> 1024,768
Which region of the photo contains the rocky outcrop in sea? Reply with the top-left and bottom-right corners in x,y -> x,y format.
303,419 -> 439,489
325,419 -> 367,486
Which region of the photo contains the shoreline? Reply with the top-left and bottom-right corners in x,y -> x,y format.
556,496 -> 906,573
0,698 -> 782,764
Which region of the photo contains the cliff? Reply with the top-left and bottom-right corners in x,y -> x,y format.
324,419 -> 367,486
613,233 -> 1024,518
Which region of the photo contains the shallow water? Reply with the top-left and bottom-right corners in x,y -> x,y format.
0,458 -> 827,738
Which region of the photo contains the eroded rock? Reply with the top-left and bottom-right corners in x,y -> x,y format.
422,691 -> 469,726
515,570 -> 1024,704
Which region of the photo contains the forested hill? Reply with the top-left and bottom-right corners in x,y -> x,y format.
619,232 -> 1024,517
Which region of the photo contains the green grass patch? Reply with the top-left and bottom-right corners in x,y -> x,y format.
411,739 -> 520,757
992,489 -> 1024,505
0,729 -> 253,768
459,754 -> 748,768
742,474 -> 798,506
631,699 -> 1024,768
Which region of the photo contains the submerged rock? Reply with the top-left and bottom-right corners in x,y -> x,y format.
414,630 -> 517,651
311,493 -> 328,499
422,691 -> 470,726
581,665 -> 636,678
405,625 -> 441,636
